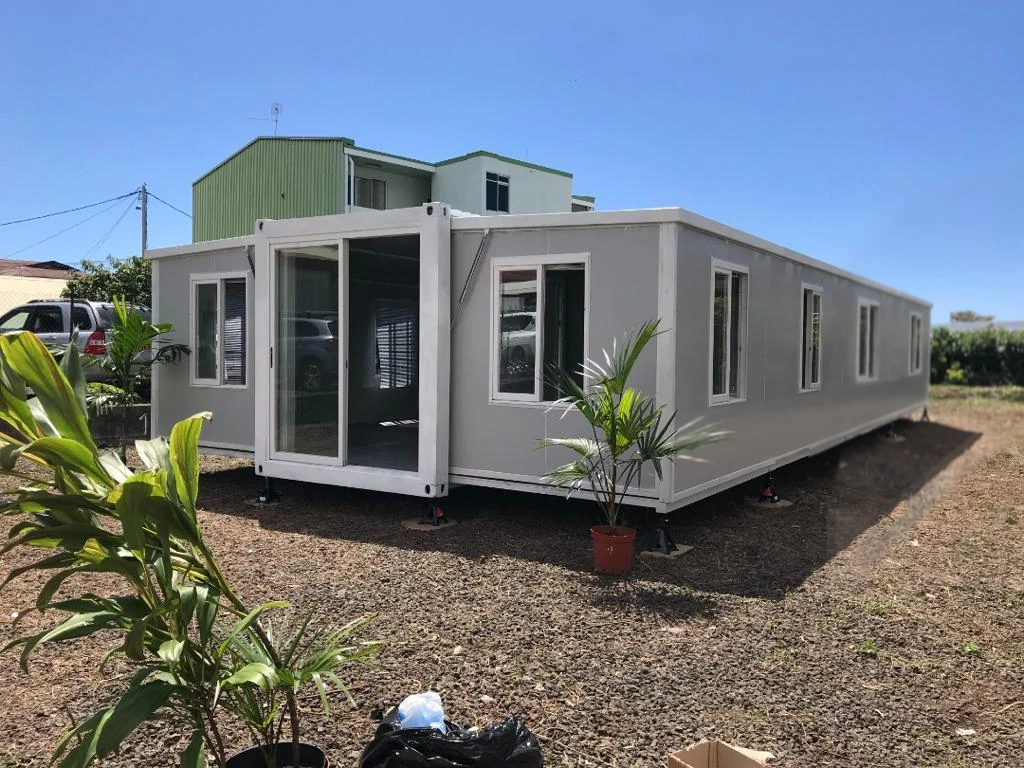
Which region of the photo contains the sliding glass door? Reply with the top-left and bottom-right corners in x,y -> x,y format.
272,243 -> 343,463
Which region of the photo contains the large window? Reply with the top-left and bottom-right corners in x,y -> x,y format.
800,285 -> 823,391
375,300 -> 417,389
355,177 -> 386,210
909,312 -> 923,375
857,298 -> 880,382
710,262 -> 748,404
485,172 -> 510,213
192,275 -> 248,386
492,256 -> 586,402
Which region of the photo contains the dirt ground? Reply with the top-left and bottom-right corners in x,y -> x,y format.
2,398 -> 1023,767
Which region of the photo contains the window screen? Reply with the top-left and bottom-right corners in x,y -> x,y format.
355,177 -> 386,210
711,267 -> 747,402
375,301 -> 417,389
223,278 -> 246,386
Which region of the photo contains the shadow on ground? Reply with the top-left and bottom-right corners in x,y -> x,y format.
198,419 -> 979,600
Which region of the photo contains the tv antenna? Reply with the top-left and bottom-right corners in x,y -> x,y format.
249,102 -> 283,135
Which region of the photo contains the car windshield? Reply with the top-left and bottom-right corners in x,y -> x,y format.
96,305 -> 152,326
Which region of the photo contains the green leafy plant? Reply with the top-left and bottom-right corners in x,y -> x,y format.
87,296 -> 189,458
220,612 -> 381,766
62,254 -> 152,306
959,641 -> 983,657
0,331 -> 374,768
854,639 -> 879,656
864,598 -> 890,616
538,319 -> 726,533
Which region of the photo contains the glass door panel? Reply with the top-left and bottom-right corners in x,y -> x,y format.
274,245 -> 341,458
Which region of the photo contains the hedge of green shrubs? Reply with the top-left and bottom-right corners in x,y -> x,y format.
931,327 -> 1024,385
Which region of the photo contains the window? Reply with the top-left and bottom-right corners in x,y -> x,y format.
800,285 -> 823,391
375,300 -> 417,389
486,172 -> 510,213
857,299 -> 880,381
30,306 -> 64,334
71,306 -> 92,330
492,257 -> 586,402
0,309 -> 31,331
909,312 -> 924,375
192,276 -> 247,386
710,263 -> 748,404
355,177 -> 386,210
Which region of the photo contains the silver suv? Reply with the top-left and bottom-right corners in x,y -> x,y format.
0,299 -> 151,382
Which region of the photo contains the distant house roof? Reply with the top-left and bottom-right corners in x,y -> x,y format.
939,320 -> 1024,332
0,259 -> 76,279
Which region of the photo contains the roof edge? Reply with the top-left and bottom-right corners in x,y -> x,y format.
451,207 -> 932,308
436,150 -> 572,178
193,136 -> 355,186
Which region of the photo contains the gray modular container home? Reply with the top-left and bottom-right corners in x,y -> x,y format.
148,204 -> 930,513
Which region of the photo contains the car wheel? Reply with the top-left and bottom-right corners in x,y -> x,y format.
299,357 -> 323,393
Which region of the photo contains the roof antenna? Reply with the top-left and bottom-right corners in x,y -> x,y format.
249,102 -> 283,136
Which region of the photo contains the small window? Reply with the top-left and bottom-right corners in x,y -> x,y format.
492,258 -> 586,402
0,310 -> 31,331
909,312 -> 924,375
375,300 -> 417,389
800,286 -> 823,391
355,177 -> 386,210
710,263 -> 748,404
71,306 -> 92,330
485,172 -> 510,213
192,276 -> 247,386
30,306 -> 64,334
857,299 -> 880,382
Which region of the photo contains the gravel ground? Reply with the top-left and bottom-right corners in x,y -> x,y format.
2,400 -> 1023,767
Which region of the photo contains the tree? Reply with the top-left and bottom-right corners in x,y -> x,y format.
61,254 -> 151,306
950,310 -> 994,323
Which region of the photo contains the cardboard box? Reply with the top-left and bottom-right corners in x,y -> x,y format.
667,740 -> 774,768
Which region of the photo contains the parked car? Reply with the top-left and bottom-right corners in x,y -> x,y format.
281,316 -> 339,393
499,311 -> 536,374
0,299 -> 151,383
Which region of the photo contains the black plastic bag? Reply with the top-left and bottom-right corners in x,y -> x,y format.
359,709 -> 543,768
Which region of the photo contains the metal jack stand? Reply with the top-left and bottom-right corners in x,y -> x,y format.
759,473 -> 780,504
420,503 -> 448,526
920,406 -> 930,423
258,477 -> 279,504
649,521 -> 677,555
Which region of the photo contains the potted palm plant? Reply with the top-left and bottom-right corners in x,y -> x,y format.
0,331 -> 376,768
539,319 -> 726,574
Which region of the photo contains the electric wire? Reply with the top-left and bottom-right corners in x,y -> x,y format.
82,196 -> 139,262
3,196 -> 135,259
147,191 -> 192,219
0,191 -> 138,228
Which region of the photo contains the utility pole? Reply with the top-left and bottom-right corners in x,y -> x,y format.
139,183 -> 148,256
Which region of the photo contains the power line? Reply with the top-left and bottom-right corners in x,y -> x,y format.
82,196 -> 138,261
3,195 -> 136,259
148,191 -> 192,219
0,191 -> 138,228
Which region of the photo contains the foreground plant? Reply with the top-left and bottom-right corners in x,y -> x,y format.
539,319 -> 727,533
0,331 -> 375,768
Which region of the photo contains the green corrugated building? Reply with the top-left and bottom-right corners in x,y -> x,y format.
192,137 -> 594,242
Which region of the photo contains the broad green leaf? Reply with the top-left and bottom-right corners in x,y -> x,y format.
58,334 -> 88,415
180,729 -> 206,768
0,551 -> 77,591
135,435 -> 171,473
224,661 -> 280,690
168,413 -> 211,524
158,638 -> 184,668
12,610 -> 123,671
1,332 -> 95,450
19,437 -> 110,487
218,600 -> 289,656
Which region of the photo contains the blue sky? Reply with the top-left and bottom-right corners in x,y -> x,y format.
1,1 -> 1020,322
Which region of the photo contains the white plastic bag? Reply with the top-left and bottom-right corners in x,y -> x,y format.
397,691 -> 447,734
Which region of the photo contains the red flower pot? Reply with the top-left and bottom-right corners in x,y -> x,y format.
591,525 -> 636,574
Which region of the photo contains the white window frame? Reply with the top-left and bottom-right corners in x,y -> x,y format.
489,252 -> 590,405
485,172 -> 510,213
856,297 -> 880,383
190,271 -> 250,389
354,176 -> 387,210
909,311 -> 924,376
799,283 -> 824,392
708,260 -> 749,406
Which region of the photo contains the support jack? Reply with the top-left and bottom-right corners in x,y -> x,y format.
746,472 -> 793,508
420,503 -> 448,526
258,477 -> 280,504
920,406 -> 930,423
